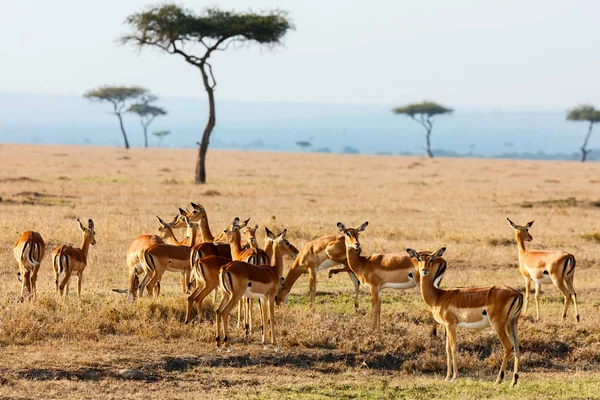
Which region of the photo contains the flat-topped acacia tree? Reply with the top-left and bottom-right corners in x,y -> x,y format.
84,86 -> 148,149
128,94 -> 167,148
121,4 -> 293,183
566,104 -> 600,162
392,101 -> 453,158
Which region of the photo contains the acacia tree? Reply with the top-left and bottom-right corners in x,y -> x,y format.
566,104 -> 600,162
84,86 -> 147,149
121,4 -> 293,183
128,94 -> 167,148
153,130 -> 171,147
392,101 -> 453,158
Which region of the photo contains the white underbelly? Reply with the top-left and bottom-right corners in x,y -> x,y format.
458,317 -> 490,329
244,287 -> 266,299
316,259 -> 339,271
381,282 -> 415,290
533,274 -> 553,285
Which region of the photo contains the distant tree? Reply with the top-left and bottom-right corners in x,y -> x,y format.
83,86 -> 148,149
121,4 -> 293,183
342,146 -> 359,154
566,104 -> 600,162
296,140 -> 311,151
392,101 -> 453,158
153,130 -> 171,147
128,94 -> 167,148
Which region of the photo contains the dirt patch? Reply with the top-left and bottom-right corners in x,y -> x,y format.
520,197 -> 600,209
0,176 -> 39,183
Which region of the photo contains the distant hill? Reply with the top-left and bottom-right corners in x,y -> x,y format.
0,92 -> 597,160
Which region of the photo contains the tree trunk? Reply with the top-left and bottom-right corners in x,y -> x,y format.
116,112 -> 130,149
581,121 -> 594,162
195,64 -> 216,184
143,124 -> 148,148
425,129 -> 433,158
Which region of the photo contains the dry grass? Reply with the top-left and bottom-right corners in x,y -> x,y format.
1,144 -> 600,399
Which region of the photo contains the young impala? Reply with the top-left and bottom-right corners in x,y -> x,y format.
52,219 -> 97,303
13,231 -> 45,301
215,229 -> 291,352
407,247 -> 523,386
507,218 -> 579,322
140,216 -> 198,297
336,222 -> 445,334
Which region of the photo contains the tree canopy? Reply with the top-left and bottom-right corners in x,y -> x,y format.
120,4 -> 293,183
392,101 -> 453,118
566,105 -> 600,123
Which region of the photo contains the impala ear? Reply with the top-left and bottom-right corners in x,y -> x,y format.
179,208 -> 187,216
232,217 -> 240,228
432,247 -> 446,259
507,217 -> 518,230
191,202 -> 203,210
77,218 -> 85,231
278,229 -> 287,240
525,220 -> 534,229
337,222 -> 346,232
156,215 -> 168,227
88,219 -> 94,231
406,248 -> 421,261
358,221 -> 369,232
265,227 -> 276,239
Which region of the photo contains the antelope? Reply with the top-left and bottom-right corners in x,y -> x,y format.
507,218 -> 579,322
336,222 -> 445,334
126,215 -> 192,302
407,248 -> 523,386
185,227 -> 299,325
52,219 -> 97,303
215,229 -> 290,352
276,234 -> 360,309
13,231 -> 45,301
140,216 -> 199,297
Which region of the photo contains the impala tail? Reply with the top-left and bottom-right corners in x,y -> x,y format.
220,270 -> 233,295
58,248 -> 69,276
564,255 -> 576,277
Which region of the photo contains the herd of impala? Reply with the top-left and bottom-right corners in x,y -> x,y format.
12,202 -> 581,387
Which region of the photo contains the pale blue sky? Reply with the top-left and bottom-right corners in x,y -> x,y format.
1,0 -> 599,109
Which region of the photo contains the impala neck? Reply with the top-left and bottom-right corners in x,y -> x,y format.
200,217 -> 214,242
162,225 -> 180,245
515,231 -> 527,259
419,272 -> 442,310
187,225 -> 198,246
80,234 -> 91,258
264,240 -> 274,262
229,229 -> 244,260
345,245 -> 365,276
271,240 -> 284,276
277,257 -> 303,302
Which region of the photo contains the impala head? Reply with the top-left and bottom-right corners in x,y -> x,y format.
213,217 -> 242,244
156,215 -> 173,235
407,247 -> 446,278
272,228 -> 300,259
244,224 -> 259,247
78,218 -> 96,246
181,215 -> 199,236
507,218 -> 534,242
187,202 -> 208,223
336,221 -> 369,252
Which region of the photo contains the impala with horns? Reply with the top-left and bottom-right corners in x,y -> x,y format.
407,247 -> 522,386
13,231 -> 45,301
336,221 -> 444,335
52,219 -> 97,303
139,216 -> 199,297
215,229 -> 292,352
507,218 -> 579,322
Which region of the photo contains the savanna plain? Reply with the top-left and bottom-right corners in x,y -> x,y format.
0,144 -> 599,399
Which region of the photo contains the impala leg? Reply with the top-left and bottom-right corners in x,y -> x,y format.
269,296 -> 279,352
348,271 -> 360,311
194,285 -> 216,322
213,288 -> 218,304
444,324 -> 453,381
248,298 -> 254,336
59,269 -> 73,300
20,268 -> 30,302
523,277 -> 531,313
260,297 -> 268,349
551,275 -> 572,321
237,298 -> 243,329
145,271 -> 163,299
31,268 -> 39,302
77,272 -> 83,306
215,293 -> 229,351
221,292 -> 241,352
492,322 -> 513,384
508,314 -> 521,386
186,283 -> 205,323
138,270 -> 151,298
448,324 -> 458,382
534,282 -> 541,321
308,267 -> 317,308
180,272 -> 186,294
565,278 -> 579,322
369,285 -> 381,334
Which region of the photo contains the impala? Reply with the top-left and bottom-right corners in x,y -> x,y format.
186,227 -> 299,325
507,218 -> 579,322
140,216 -> 199,297
276,234 -> 360,309
407,247 -> 522,386
336,222 -> 445,334
52,219 -> 97,303
215,229 -> 290,352
13,231 -> 45,301
127,215 -> 192,301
